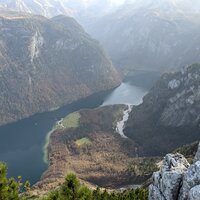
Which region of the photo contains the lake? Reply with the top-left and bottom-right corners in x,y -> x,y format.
0,71 -> 160,184
102,83 -> 147,106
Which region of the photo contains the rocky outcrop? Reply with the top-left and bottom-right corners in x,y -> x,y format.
125,65 -> 200,156
194,143 -> 200,162
0,11 -> 120,126
179,161 -> 200,200
188,186 -> 200,200
149,141 -> 200,200
149,154 -> 190,200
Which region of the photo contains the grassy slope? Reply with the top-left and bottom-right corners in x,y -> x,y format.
62,112 -> 81,129
75,137 -> 92,146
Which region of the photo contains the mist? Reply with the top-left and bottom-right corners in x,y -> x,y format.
1,0 -> 200,198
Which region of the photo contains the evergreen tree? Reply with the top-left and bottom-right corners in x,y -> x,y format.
0,162 -> 148,200
0,163 -> 23,200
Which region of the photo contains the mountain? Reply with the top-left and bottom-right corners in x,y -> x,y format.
124,64 -> 200,156
87,0 -> 200,72
2,0 -> 200,73
124,0 -> 200,12
0,0 -> 125,21
0,0 -> 72,17
32,64 -> 200,194
0,11 -> 120,126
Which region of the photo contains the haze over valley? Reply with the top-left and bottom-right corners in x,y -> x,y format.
2,0 -> 200,73
0,1 -> 200,200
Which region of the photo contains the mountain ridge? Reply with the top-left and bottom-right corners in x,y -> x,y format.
0,11 -> 121,126
124,64 -> 200,156
86,0 -> 200,72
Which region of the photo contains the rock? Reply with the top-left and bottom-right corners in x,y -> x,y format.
149,153 -> 190,200
149,142 -> 200,200
168,79 -> 181,90
188,185 -> 200,200
194,143 -> 200,162
149,183 -> 165,200
179,143 -> 200,200
179,161 -> 200,200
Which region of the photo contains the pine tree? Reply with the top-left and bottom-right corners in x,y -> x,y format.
0,163 -> 23,200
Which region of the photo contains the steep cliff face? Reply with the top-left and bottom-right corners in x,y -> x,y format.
149,141 -> 200,200
125,64 -> 200,156
87,0 -> 200,72
0,11 -> 121,125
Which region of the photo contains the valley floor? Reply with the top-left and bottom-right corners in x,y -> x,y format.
32,105 -> 158,195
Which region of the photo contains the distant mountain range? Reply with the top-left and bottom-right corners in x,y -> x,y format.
2,0 -> 200,73
124,0 -> 200,13
0,11 -> 120,125
0,0 -> 71,17
87,0 -> 200,72
0,0 -> 125,20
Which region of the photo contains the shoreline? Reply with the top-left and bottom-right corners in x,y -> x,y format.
42,127 -> 56,164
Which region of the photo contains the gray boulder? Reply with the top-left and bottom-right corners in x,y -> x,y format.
149,142 -> 200,200
194,143 -> 200,162
188,185 -> 200,200
149,153 -> 190,200
179,151 -> 200,200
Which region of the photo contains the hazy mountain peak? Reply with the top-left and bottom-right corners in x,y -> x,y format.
0,0 -> 73,17
0,0 -> 126,19
87,0 -> 200,72
124,0 -> 200,14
